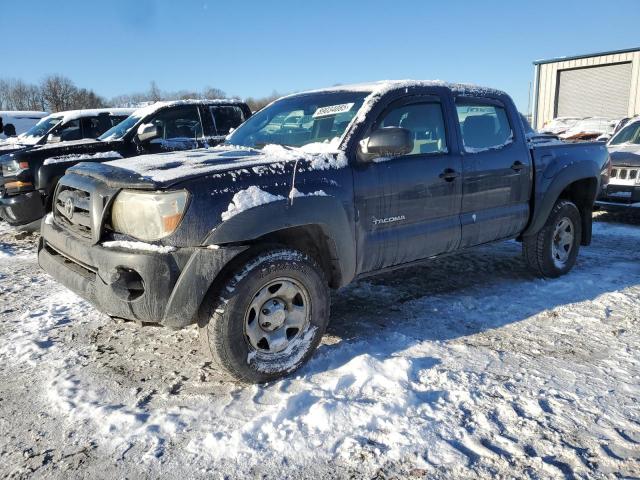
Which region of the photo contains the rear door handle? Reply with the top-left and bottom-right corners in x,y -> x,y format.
511,161 -> 525,172
439,168 -> 459,182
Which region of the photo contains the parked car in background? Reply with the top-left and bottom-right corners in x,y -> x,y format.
0,111 -> 48,140
0,99 -> 252,226
38,80 -> 608,382
596,116 -> 638,142
596,117 -> 640,210
559,117 -> 617,141
540,116 -> 581,136
0,108 -> 134,156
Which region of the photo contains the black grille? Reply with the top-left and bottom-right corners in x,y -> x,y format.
54,185 -> 93,239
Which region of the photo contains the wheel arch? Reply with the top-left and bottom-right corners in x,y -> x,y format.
205,196 -> 356,289
523,167 -> 599,246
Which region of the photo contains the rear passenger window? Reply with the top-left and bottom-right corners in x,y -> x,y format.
210,106 -> 245,135
376,103 -> 448,154
456,101 -> 513,152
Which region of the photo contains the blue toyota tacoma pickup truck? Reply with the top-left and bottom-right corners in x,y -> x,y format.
38,81 -> 609,382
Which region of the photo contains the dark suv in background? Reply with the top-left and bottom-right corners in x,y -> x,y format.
0,99 -> 252,226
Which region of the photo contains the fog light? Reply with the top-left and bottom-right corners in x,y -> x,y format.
110,267 -> 145,301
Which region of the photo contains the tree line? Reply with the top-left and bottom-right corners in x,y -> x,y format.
0,76 -> 282,113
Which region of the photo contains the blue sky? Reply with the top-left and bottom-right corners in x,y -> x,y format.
2,0 -> 638,112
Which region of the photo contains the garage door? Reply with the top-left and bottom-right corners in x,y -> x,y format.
556,62 -> 632,118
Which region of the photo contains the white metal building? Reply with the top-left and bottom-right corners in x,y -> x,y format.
532,47 -> 640,130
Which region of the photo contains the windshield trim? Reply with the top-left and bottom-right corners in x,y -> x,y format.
97,114 -> 145,142
19,115 -> 64,143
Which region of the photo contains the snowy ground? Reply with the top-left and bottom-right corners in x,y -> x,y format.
0,212 -> 639,479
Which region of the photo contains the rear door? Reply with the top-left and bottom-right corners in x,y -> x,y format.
455,97 -> 531,247
353,93 -> 463,273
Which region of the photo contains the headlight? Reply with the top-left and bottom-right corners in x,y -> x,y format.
110,190 -> 189,241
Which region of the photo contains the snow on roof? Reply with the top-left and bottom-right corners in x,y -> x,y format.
0,111 -> 48,118
128,98 -> 246,119
53,108 -> 136,123
289,79 -> 507,98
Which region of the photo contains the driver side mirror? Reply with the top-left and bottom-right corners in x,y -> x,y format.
47,133 -> 62,143
136,123 -> 160,142
357,127 -> 413,163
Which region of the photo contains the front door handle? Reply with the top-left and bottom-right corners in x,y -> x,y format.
439,168 -> 459,182
511,161 -> 525,172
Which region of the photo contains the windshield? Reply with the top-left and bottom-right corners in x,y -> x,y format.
19,116 -> 63,142
98,114 -> 142,141
226,91 -> 369,150
609,120 -> 640,145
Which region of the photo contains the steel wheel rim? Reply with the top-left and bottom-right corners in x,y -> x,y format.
243,277 -> 311,354
552,216 -> 574,268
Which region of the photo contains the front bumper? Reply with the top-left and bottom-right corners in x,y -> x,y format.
595,183 -> 640,210
0,191 -> 45,225
38,219 -> 247,328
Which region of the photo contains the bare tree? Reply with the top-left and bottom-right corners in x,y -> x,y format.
0,79 -> 9,109
24,84 -> 45,111
73,88 -> 105,109
244,91 -> 282,112
148,81 -> 162,102
40,75 -> 77,112
202,86 -> 226,99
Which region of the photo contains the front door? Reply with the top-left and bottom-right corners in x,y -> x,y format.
143,105 -> 206,154
353,95 -> 463,273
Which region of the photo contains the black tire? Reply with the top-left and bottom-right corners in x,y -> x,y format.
523,199 -> 582,278
198,248 -> 330,383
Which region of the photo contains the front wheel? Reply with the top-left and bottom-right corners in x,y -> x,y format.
198,248 -> 330,383
523,199 -> 582,278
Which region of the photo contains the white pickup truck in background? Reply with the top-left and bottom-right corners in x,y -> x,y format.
0,111 -> 49,140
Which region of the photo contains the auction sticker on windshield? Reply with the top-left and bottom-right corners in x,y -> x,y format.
313,103 -> 355,118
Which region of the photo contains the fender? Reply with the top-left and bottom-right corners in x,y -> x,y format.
523,158 -> 600,238
205,195 -> 357,287
37,163 -> 70,192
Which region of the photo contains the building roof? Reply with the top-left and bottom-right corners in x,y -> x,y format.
533,47 -> 640,66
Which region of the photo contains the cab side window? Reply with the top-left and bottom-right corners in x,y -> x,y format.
57,119 -> 82,142
210,105 -> 246,135
150,106 -> 203,140
81,116 -> 109,139
456,102 -> 513,152
376,103 -> 448,154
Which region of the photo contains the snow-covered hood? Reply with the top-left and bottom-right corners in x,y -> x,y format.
0,141 -> 32,155
608,143 -> 640,167
9,137 -> 123,164
69,144 -> 347,189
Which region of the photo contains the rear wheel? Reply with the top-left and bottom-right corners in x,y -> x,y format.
523,199 -> 582,278
198,248 -> 330,383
